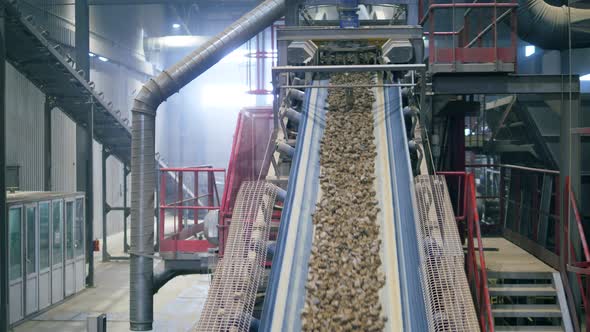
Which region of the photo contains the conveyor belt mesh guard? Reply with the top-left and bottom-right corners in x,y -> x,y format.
414,175 -> 479,332
195,181 -> 278,332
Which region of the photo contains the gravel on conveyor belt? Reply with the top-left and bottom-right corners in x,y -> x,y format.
301,73 -> 387,332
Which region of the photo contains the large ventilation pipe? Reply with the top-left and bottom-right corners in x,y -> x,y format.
518,0 -> 590,49
129,0 -> 285,330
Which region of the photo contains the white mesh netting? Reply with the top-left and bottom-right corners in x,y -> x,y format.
194,181 -> 278,332
414,175 -> 480,332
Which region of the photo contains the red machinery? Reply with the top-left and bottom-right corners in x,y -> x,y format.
158,107 -> 280,257
219,107 -> 277,257
158,107 -> 277,258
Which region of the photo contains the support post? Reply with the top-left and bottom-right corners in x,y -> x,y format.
499,166 -> 505,228
124,165 -> 130,253
77,0 -> 93,287
285,0 -> 299,26
86,100 -> 95,287
155,165 -> 160,252
44,97 -> 53,191
560,89 -> 581,319
0,1 -> 8,330
75,0 -> 90,79
102,147 -> 109,262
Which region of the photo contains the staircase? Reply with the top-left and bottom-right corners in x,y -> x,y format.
482,240 -> 574,332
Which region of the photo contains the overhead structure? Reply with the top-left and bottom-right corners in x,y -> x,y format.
123,0 -> 586,330
129,0 -> 286,330
4,1 -> 131,164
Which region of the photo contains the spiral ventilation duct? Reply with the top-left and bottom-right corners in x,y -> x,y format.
518,0 -> 590,49
129,0 -> 285,330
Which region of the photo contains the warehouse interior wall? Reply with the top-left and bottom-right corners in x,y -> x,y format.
4,1 -> 168,244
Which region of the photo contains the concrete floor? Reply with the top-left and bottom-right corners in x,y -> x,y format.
12,231 -> 211,332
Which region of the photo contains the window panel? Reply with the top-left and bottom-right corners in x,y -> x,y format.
75,199 -> 84,257
9,208 -> 22,281
26,206 -> 36,274
39,202 -> 50,270
66,202 -> 74,260
52,201 -> 63,264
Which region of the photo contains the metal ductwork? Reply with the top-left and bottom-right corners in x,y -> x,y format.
129,0 -> 286,330
518,0 -> 590,49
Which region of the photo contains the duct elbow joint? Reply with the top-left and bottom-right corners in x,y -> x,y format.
132,77 -> 171,117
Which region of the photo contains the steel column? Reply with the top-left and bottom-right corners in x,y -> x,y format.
0,0 -> 8,330
75,0 -> 90,79
538,175 -> 553,247
102,147 -> 109,262
102,148 -> 130,260
560,89 -> 582,321
155,163 -> 160,252
86,100 -> 95,287
44,97 -> 53,191
124,165 -> 130,253
285,0 -> 300,26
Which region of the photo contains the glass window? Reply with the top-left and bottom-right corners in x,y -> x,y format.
66,201 -> 74,260
75,199 -> 84,257
39,202 -> 50,270
26,206 -> 36,274
9,208 -> 22,281
52,201 -> 63,264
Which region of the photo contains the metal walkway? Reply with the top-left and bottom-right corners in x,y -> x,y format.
5,1 -> 131,163
482,237 -> 573,332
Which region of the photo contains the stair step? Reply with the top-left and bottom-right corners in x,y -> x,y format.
495,326 -> 564,332
487,271 -> 554,280
508,121 -> 525,128
492,304 -> 562,318
267,176 -> 289,184
489,284 -> 556,297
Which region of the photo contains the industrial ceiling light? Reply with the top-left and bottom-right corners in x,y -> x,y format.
98,56 -> 109,62
172,23 -> 181,29
525,45 -> 535,57
151,35 -> 207,48
89,52 -> 96,57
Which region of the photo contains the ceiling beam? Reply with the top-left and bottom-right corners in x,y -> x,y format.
433,74 -> 580,95
50,0 -> 259,5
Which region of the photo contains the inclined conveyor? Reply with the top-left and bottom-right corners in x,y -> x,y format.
260,77 -> 428,331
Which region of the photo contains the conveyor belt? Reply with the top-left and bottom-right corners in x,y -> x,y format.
260,78 -> 428,331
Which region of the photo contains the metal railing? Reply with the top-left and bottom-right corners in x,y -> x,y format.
464,164 -> 590,330
159,167 -> 225,254
565,176 -> 590,332
419,0 -> 518,70
437,171 -> 494,331
219,107 -> 276,257
467,164 -> 561,260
